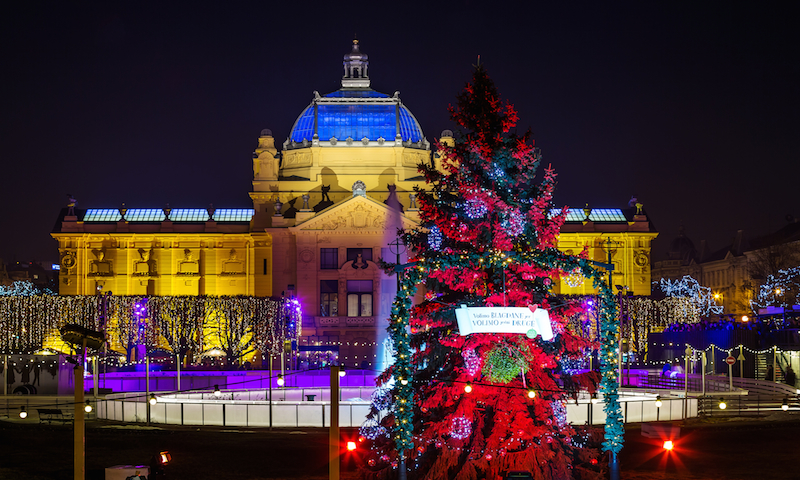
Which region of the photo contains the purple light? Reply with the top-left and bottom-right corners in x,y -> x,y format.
461,348 -> 481,376
450,416 -> 472,440
133,299 -> 148,318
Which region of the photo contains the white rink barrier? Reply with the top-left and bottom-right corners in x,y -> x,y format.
97,388 -> 697,428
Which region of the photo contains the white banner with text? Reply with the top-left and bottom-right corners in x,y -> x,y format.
454,306 -> 554,340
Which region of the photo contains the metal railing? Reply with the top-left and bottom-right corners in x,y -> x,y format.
98,396 -> 371,428
698,394 -> 800,417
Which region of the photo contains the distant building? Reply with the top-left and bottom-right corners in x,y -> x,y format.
3,261 -> 56,291
52,41 -> 658,368
653,222 -> 800,315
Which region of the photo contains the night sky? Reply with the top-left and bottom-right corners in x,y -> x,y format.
2,2 -> 798,264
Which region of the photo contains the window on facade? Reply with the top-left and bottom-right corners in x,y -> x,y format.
320,280 -> 338,317
347,280 -> 373,317
320,248 -> 339,269
346,248 -> 373,263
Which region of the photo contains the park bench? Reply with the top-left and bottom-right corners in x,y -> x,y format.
37,408 -> 72,424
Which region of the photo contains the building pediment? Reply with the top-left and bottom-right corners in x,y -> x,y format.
289,195 -> 418,233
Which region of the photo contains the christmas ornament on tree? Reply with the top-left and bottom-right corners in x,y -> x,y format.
364,65 -> 621,480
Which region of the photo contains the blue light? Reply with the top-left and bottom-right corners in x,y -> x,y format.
549,208 -> 627,223
83,209 -> 122,222
398,106 -> 422,142
317,105 -> 396,142
290,105 -> 315,143
125,209 -> 166,222
212,209 -> 255,222
288,96 -> 423,144
169,209 -> 209,222
428,225 -> 442,250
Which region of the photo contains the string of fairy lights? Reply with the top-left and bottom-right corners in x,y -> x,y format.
0,295 -> 301,361
0,364 -> 348,418
383,248 -> 628,462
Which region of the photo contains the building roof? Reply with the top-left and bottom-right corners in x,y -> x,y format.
52,207 -> 255,233
553,208 -> 629,223
749,221 -> 800,250
286,41 -> 426,149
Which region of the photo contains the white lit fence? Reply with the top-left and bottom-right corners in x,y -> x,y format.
98,398 -> 372,428
96,388 -> 695,428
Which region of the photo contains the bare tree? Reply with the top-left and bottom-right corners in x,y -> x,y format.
206,296 -> 257,368
740,240 -> 800,312
110,296 -> 157,363
151,296 -> 202,365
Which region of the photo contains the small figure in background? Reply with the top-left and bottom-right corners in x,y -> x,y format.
784,365 -> 796,387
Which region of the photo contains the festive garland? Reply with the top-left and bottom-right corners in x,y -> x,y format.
368,65 -> 624,479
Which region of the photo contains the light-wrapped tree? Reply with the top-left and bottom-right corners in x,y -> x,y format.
362,66 -> 622,480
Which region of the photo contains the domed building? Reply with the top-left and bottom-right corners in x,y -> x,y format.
52,40 -> 658,370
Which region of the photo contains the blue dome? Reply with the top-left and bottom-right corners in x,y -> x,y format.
288,88 -> 425,146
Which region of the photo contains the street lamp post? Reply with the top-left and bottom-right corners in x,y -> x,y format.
60,324 -> 104,480
330,365 -> 340,480
684,345 -> 692,419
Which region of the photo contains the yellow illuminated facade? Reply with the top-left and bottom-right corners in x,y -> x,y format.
52,215 -> 272,297
52,41 -> 657,368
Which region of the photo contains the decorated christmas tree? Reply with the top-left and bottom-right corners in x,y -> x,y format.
361,66 -> 623,480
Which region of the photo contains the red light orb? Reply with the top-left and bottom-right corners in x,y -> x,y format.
346,441 -> 357,451
663,440 -> 674,450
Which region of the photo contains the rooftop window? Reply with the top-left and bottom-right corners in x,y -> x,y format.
169,209 -> 209,222
124,209 -> 166,222
212,209 -> 255,222
83,209 -> 122,222
550,208 -> 628,223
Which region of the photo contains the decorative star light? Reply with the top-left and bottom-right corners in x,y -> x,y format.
428,225 -> 443,251
464,197 -> 488,219
450,416 -> 472,440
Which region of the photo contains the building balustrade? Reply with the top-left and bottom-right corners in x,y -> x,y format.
314,316 -> 376,327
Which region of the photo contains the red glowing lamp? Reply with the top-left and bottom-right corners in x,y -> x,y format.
663,440 -> 674,451
346,441 -> 357,451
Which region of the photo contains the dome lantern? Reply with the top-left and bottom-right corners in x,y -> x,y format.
286,40 -> 427,151
342,39 -> 370,88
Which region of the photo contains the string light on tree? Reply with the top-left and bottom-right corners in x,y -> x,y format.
363,65 -> 622,480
